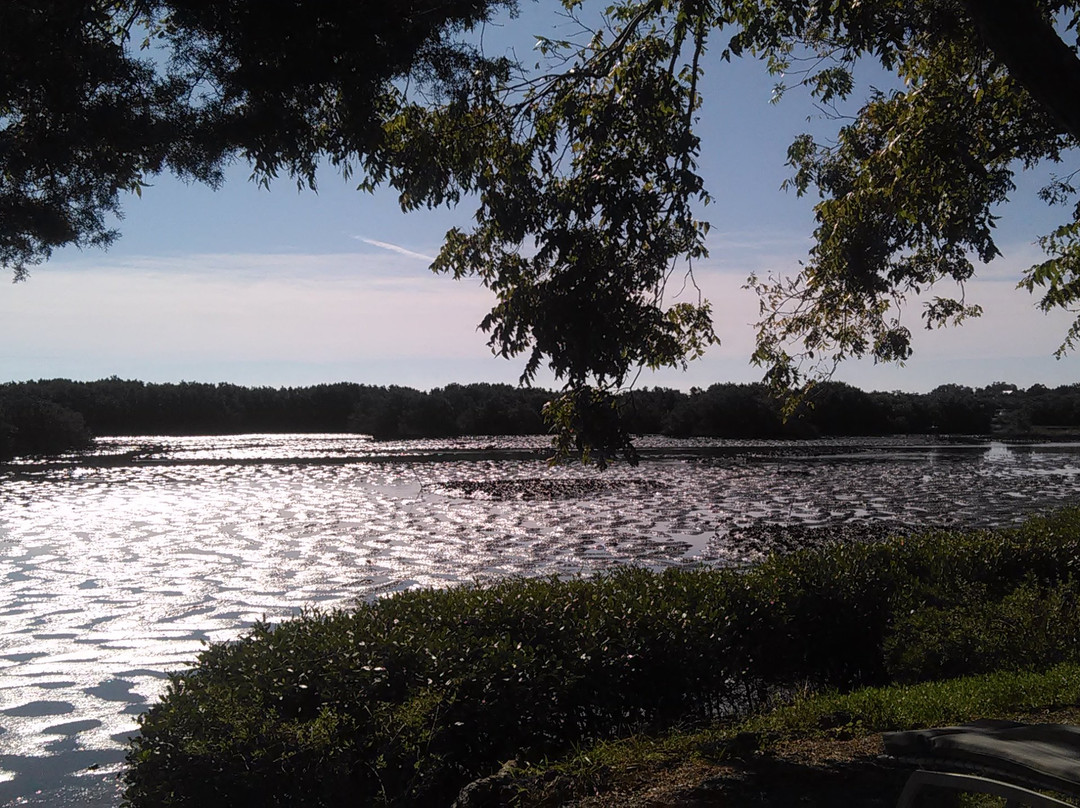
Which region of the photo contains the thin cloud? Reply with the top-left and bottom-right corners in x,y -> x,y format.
354,237 -> 435,262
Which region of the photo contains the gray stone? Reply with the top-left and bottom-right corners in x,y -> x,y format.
452,760 -> 520,808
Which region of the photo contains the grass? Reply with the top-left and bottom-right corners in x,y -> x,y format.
512,664 -> 1080,806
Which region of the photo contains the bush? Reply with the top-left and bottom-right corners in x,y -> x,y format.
122,509 -> 1080,807
884,578 -> 1080,683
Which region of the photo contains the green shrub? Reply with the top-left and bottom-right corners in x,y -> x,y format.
885,578 -> 1080,683
122,509 -> 1080,807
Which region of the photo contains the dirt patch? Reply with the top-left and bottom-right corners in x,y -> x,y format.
515,734 -> 905,808
519,709 -> 1080,807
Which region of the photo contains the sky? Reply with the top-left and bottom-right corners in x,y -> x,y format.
1,4 -> 1077,394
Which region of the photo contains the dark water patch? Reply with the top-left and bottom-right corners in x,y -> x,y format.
42,720 -> 102,736
725,521 -> 909,556
85,680 -> 144,704
115,669 -> 170,680
3,701 -> 75,718
0,749 -> 125,807
2,652 -> 46,663
76,615 -> 121,631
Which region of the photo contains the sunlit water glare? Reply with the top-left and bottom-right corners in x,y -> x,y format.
2,434 -> 1080,806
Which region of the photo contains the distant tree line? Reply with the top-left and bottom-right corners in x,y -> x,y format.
622,381 -> 1080,439
0,379 -> 551,460
621,381 -> 1006,438
2,378 -> 1080,461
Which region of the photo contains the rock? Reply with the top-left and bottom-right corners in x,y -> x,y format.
452,760 -> 521,808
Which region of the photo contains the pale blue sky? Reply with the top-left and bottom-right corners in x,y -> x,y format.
1,3 -> 1076,393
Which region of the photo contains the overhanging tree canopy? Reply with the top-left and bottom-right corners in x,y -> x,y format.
3,1 -> 1079,460
0,0 -> 517,276
733,0 -> 1080,392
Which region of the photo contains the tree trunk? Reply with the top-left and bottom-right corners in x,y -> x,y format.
963,0 -> 1080,142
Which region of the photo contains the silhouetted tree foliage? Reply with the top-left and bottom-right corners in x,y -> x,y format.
622,380 -> 1080,439
1025,383 -> 1080,425
0,394 -> 92,460
3,377 -> 1079,461
0,379 -> 553,458
0,0 -> 517,279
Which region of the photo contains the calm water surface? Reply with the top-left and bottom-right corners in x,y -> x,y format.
2,434 -> 1080,806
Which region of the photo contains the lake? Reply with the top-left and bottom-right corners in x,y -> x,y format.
2,434 -> 1080,806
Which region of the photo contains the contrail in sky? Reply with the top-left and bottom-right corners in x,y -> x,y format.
354,237 -> 435,262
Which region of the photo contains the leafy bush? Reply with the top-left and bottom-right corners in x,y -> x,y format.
123,509 -> 1080,807
885,578 -> 1080,683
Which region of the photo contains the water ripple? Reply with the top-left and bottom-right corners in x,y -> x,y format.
2,435 -> 1080,805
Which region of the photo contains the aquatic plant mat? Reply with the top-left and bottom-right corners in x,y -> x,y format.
122,508 -> 1080,807
432,476 -> 666,500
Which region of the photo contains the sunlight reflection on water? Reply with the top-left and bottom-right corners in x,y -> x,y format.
2,434 -> 1080,806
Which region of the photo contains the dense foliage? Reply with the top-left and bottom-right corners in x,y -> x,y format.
0,0 -> 515,278
8,2 -> 1080,460
0,395 -> 92,460
3,377 -> 1080,461
122,508 -> 1080,806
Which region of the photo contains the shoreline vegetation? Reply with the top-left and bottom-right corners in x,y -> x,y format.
3,377 -> 1080,462
121,508 -> 1080,807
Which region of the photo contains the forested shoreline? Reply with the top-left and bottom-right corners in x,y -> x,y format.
2,377 -> 1079,461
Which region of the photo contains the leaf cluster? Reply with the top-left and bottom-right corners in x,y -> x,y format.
1,0 -> 189,278
411,1 -> 721,396
0,0 -> 517,277
732,0 -> 1080,392
372,1 -> 726,463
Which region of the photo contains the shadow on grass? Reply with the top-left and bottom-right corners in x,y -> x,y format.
528,756 -> 930,808
691,757 -> 912,808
